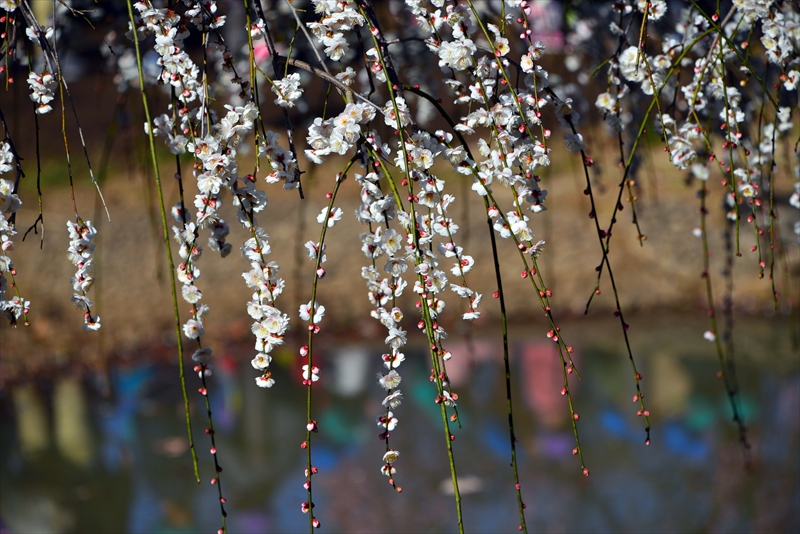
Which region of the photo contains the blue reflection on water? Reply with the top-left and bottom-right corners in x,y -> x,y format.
0,317 -> 798,533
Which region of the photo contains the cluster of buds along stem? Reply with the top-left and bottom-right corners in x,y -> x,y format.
66,220 -> 100,331
0,143 -> 27,326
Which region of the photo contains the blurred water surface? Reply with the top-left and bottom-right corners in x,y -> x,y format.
1,314 -> 797,533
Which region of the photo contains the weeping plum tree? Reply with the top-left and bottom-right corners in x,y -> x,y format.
0,0 -> 798,532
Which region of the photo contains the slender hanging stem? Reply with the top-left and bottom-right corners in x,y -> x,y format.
125,0 -> 200,483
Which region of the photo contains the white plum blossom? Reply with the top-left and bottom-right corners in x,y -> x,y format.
192,348 -> 213,364
272,73 -> 304,108
383,97 -> 412,129
563,133 -> 585,153
305,241 -> 327,263
256,375 -> 275,388
317,206 -> 343,228
438,39 -> 477,70
382,391 -> 403,409
378,412 -> 398,431
299,301 -> 326,324
595,92 -> 616,112
302,365 -> 320,382
183,319 -> 204,339
378,370 -> 402,390
27,71 -> 55,115
0,0 -> 20,12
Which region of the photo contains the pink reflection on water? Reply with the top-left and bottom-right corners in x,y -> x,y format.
521,342 -> 580,428
442,338 -> 501,387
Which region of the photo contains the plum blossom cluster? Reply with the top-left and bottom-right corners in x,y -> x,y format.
170,102 -> 264,348
0,143 -> 28,325
353,165 -> 410,479
128,16 -> 287,518
271,73 -> 303,108
261,130 -> 301,191
244,225 -> 289,389
362,263 -> 407,475
242,133 -> 293,389
588,0 -> 798,280
599,2 -> 799,182
686,5 -> 789,240
305,103 -> 377,165
132,1 -> 201,110
402,130 -> 482,320
419,14 -> 556,231
583,0 -> 798,458
658,114 -> 700,171
301,0 -> 569,493
66,220 -> 100,331
759,7 -> 800,73
307,0 -> 365,62
438,40 -> 554,237
27,71 -> 56,115
131,4 -> 259,527
334,122 -> 475,480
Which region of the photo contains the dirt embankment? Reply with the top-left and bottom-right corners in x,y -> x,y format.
2,134 -> 796,373
0,68 -> 796,367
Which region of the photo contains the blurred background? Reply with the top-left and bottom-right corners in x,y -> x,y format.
1,316 -> 797,533
1,0 -> 798,532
